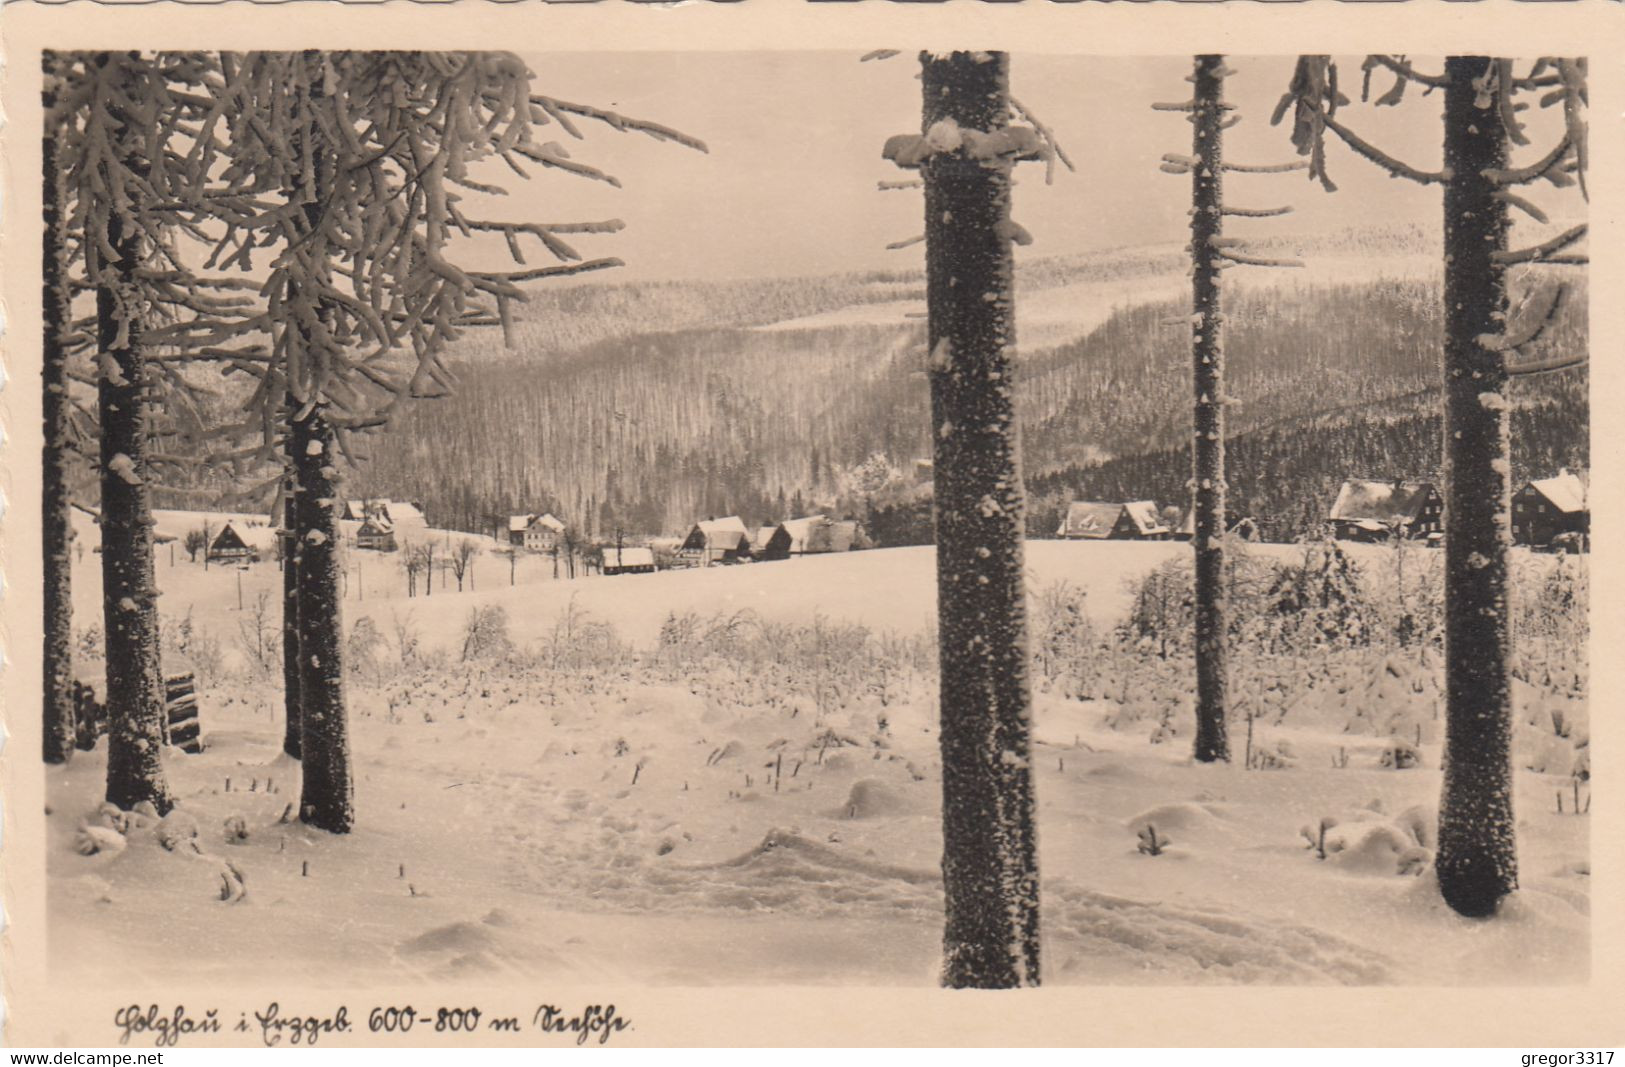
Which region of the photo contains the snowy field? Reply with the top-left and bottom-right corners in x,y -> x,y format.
51,525 -> 1589,986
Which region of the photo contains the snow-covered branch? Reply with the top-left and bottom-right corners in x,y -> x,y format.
1477,282 -> 1569,352
1223,205 -> 1294,218
1322,116 -> 1447,185
1506,353 -> 1586,377
1215,248 -> 1305,269
1494,224 -> 1586,265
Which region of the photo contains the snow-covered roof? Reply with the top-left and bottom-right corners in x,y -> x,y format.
359,515 -> 395,535
603,546 -> 656,569
1525,471 -> 1587,514
388,501 -> 427,526
1329,480 -> 1437,525
509,512 -> 564,534
1120,500 -> 1169,537
1058,501 -> 1121,539
698,516 -> 749,537
687,516 -> 750,551
212,520 -> 278,551
777,514 -> 826,552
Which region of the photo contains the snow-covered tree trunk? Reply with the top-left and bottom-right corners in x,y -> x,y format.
1190,54 -> 1232,765
920,50 -> 1040,989
98,204 -> 173,814
42,80 -> 76,765
281,401 -> 303,761
1436,55 -> 1517,918
293,405 -> 352,832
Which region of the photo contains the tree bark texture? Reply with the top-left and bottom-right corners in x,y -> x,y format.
920,50 -> 1040,989
98,205 -> 173,814
281,403 -> 303,760
294,405 -> 353,833
1436,55 -> 1517,918
42,81 -> 76,765
1190,55 -> 1232,765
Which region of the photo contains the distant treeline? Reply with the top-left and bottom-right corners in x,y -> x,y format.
343,229 -> 1584,543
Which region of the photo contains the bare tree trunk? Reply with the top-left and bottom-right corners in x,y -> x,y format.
1436,55 -> 1516,918
1190,54 -> 1231,764
281,401 -> 302,760
42,79 -> 76,765
293,405 -> 353,833
921,50 -> 1039,989
98,204 -> 173,814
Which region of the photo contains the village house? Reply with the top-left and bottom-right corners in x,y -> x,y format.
1512,470 -> 1588,549
207,520 -> 276,564
1328,480 -> 1443,542
679,516 -> 752,566
355,512 -> 397,552
1057,500 -> 1170,541
508,512 -> 566,552
748,525 -> 778,560
760,514 -> 826,560
1172,509 -> 1260,543
342,499 -> 427,543
602,545 -> 658,575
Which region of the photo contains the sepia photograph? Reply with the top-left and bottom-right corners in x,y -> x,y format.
1,1 -> 1620,1050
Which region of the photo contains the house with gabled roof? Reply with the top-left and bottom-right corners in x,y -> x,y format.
508,512 -> 566,552
679,516 -> 751,566
356,513 -> 397,552
1057,500 -> 1169,541
1172,509 -> 1260,543
759,514 -> 826,560
207,520 -> 277,563
1513,470 -> 1588,548
1329,479 -> 1443,542
602,545 -> 657,575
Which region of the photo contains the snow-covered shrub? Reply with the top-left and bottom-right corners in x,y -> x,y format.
390,609 -> 421,669
533,595 -> 621,671
1032,580 -> 1100,699
1265,535 -> 1369,650
1121,558 -> 1193,660
346,616 -> 387,683
1136,824 -> 1171,856
163,607 -> 224,685
459,605 -> 511,662
1516,554 -> 1588,694
232,592 -> 279,680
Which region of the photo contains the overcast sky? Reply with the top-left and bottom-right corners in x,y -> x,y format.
495,53 -> 1571,283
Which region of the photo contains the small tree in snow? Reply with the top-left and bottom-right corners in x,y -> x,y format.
449,538 -> 481,592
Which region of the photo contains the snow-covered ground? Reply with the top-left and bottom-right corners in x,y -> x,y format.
51,529 -> 1589,986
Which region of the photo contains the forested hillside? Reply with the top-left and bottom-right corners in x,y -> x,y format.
346,227 -> 1586,540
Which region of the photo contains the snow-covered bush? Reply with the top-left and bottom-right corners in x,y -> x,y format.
1264,535 -> 1369,650
347,615 -> 387,682
460,605 -> 512,662
163,608 -> 224,685
1033,580 -> 1101,699
1121,558 -> 1194,660
232,593 -> 279,680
